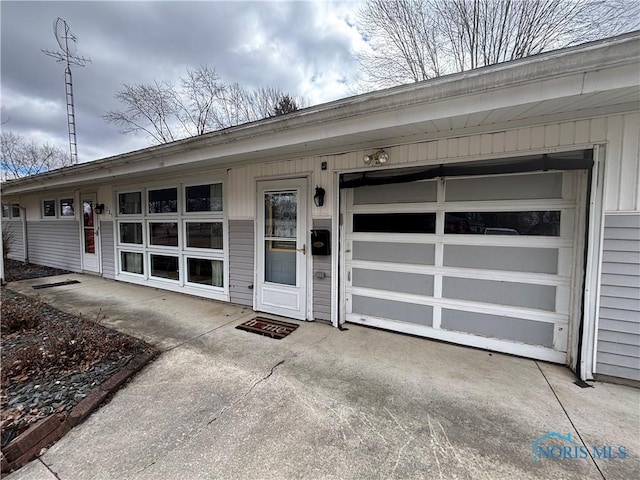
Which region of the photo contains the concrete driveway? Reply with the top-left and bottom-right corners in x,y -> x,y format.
5,274 -> 639,480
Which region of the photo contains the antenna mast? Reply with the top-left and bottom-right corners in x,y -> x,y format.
42,18 -> 91,165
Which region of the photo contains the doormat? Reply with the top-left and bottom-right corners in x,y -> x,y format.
236,317 -> 299,340
33,280 -> 81,290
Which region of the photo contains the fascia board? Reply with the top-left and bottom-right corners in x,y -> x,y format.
2,34 -> 638,195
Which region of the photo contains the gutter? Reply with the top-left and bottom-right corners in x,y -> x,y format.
2,32 -> 639,195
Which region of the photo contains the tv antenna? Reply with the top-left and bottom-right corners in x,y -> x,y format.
42,18 -> 91,165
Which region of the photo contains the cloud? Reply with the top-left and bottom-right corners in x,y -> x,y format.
1,0 -> 366,163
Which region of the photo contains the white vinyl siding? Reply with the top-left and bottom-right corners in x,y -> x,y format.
312,218 -> 331,321
596,214 -> 640,381
227,113 -> 639,219
101,221 -> 115,279
2,220 -> 25,262
27,221 -> 81,271
228,220 -> 254,306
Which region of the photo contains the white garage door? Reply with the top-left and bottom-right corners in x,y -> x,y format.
342,170 -> 587,362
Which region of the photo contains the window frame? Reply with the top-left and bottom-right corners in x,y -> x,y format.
59,198 -> 75,218
119,250 -> 145,277
184,256 -> 225,290
147,186 -> 179,215
148,220 -> 180,249
183,219 -> 224,252
2,203 -> 21,220
117,190 -> 143,216
42,199 -> 57,218
183,182 -> 224,215
117,220 -> 144,246
39,196 -> 77,220
113,179 -> 227,295
148,252 -> 180,282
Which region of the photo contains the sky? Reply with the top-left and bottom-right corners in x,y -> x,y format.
1,0 -> 367,163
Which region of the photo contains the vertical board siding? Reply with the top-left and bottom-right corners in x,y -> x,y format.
228,114 -> 637,219
27,221 -> 81,271
313,219 -> 332,321
101,221 -> 115,279
3,222 -> 25,261
229,220 -> 254,307
604,113 -> 640,212
596,214 -> 640,381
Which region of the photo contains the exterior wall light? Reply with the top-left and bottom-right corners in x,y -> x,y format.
95,203 -> 105,214
314,186 -> 326,207
363,149 -> 389,165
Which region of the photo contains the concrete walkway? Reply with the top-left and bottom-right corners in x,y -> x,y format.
5,274 -> 639,480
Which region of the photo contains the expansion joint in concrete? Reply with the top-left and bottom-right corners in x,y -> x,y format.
37,457 -> 62,480
163,312 -> 255,353
535,361 -> 606,480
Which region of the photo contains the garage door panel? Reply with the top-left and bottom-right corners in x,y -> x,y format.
352,295 -> 433,326
443,245 -> 558,273
442,277 -> 557,311
353,181 -> 437,204
343,168 -> 584,362
353,269 -> 434,296
353,241 -> 435,264
445,172 -> 563,202
441,309 -> 555,348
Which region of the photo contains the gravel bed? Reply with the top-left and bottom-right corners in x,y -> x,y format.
1,268 -> 156,449
3,259 -> 71,282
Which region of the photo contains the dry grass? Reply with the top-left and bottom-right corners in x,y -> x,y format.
1,288 -> 155,446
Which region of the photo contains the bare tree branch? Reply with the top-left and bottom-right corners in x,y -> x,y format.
104,65 -> 306,145
1,131 -> 72,180
356,0 -> 640,89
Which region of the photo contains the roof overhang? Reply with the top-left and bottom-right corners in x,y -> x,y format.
3,32 -> 639,196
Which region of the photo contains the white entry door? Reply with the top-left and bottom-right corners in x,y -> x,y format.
81,193 -> 100,273
256,179 -> 308,320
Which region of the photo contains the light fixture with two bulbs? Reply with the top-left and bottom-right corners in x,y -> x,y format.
363,149 -> 389,166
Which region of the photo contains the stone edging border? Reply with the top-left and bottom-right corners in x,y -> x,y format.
0,350 -> 158,475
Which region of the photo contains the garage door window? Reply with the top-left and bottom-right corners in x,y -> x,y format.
445,211 -> 561,235
353,213 -> 436,233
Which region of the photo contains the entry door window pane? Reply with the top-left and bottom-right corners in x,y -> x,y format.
121,252 -> 143,274
264,190 -> 297,286
83,201 -> 95,253
120,222 -> 143,244
186,184 -> 223,212
265,241 -> 296,285
187,258 -> 223,287
265,191 -> 297,238
186,222 -> 223,249
150,255 -> 179,280
149,222 -> 179,246
148,188 -> 178,214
